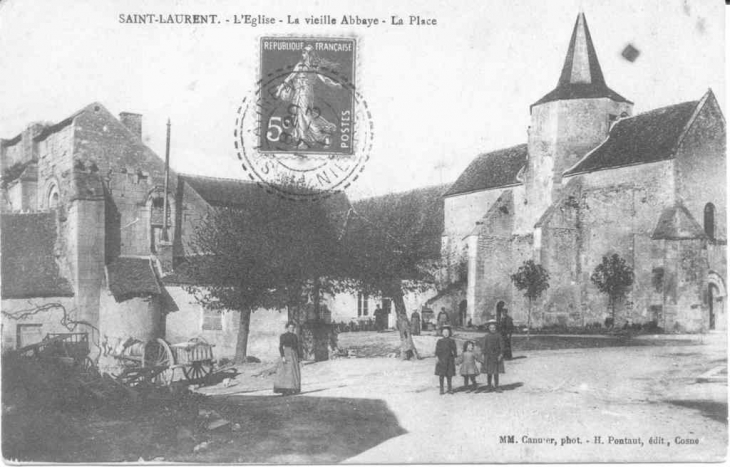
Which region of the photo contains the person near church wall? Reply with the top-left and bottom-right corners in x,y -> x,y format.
499,308 -> 514,360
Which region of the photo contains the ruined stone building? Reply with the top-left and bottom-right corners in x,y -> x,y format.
440,13 -> 726,331
0,104 -> 324,360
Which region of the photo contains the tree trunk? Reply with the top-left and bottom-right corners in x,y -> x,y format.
608,297 -> 616,326
312,277 -> 321,321
526,299 -> 532,342
234,307 -> 252,364
389,283 -> 420,360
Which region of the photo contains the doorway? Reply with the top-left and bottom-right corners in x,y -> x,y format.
709,284 -> 718,330
458,300 -> 467,326
382,298 -> 393,329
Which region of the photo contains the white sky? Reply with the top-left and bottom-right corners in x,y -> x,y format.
0,0 -> 724,200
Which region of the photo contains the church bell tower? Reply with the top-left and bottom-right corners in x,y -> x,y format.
523,13 -> 634,230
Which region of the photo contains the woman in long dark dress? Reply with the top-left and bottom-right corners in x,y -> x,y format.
274,322 -> 301,395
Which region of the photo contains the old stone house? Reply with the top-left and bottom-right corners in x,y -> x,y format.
440,13 -> 726,331
0,104 -> 342,362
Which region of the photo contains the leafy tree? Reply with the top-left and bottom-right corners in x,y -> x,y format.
590,253 -> 634,322
183,188 -> 348,363
339,191 -> 443,359
510,260 -> 550,339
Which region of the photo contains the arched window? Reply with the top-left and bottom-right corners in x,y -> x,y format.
48,185 -> 59,210
704,203 -> 715,239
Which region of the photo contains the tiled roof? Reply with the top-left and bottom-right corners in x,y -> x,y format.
351,184 -> 449,260
1,212 -> 74,299
564,100 -> 698,176
651,204 -> 707,240
533,13 -> 631,108
107,256 -> 161,302
444,144 -> 527,197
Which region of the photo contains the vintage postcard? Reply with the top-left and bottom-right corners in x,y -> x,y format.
0,0 -> 726,464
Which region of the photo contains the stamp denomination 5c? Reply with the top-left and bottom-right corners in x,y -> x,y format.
260,37 -> 356,155
235,36 -> 372,200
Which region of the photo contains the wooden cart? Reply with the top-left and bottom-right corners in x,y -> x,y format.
114,337 -> 215,387
16,332 -> 97,374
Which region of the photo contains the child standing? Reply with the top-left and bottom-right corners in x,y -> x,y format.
481,319 -> 506,392
434,325 -> 457,395
458,340 -> 480,392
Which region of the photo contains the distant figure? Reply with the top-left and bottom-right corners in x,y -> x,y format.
410,310 -> 421,336
434,325 -> 457,395
458,340 -> 480,392
437,307 -> 450,330
481,320 -> 505,392
374,305 -> 385,332
274,322 -> 301,396
499,309 -> 514,360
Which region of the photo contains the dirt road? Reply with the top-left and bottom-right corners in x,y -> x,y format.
201,333 -> 727,463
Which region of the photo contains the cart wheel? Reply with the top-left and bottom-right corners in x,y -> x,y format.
143,338 -> 175,386
183,360 -> 213,383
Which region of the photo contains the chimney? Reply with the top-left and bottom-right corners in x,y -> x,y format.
119,112 -> 142,139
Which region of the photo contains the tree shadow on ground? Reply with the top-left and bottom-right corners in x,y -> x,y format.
185,395 -> 407,463
666,399 -> 728,424
3,394 -> 406,464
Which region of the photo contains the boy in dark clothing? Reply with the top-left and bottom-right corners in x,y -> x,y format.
434,325 -> 457,395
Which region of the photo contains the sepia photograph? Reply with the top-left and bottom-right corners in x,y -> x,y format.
0,0 -> 726,463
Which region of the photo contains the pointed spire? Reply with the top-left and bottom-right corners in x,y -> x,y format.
532,13 -> 631,108
558,13 -> 605,87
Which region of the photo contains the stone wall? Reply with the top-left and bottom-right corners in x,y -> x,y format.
523,97 -> 633,233
473,190 -> 515,324
164,286 -> 289,362
571,161 -> 676,326
98,291 -> 164,347
1,297 -> 86,353
674,92 -> 726,242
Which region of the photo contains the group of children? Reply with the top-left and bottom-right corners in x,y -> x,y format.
434,319 -> 506,395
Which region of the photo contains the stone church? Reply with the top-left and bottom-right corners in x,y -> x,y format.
440,13 -> 726,332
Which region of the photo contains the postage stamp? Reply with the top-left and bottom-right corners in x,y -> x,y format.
234,36 -> 372,200
258,37 -> 356,155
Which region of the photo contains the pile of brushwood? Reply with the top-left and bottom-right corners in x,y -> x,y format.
2,352 -> 207,462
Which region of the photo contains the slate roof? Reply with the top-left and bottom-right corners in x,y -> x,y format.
1,212 -> 74,299
182,174 -> 351,212
107,256 -> 161,302
351,184 -> 449,260
181,174 -> 264,207
651,204 -> 707,241
533,13 -> 631,108
444,144 -> 527,197
564,100 -> 699,176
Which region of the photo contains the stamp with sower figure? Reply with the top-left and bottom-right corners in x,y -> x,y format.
235,36 -> 372,200
259,37 -> 356,155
